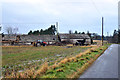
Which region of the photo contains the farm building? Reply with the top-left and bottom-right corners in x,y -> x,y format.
1,34 -> 57,45
59,34 -> 92,45
20,35 -> 57,44
1,33 -> 92,45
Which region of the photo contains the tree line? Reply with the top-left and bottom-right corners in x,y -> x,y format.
107,29 -> 120,43
28,25 -> 56,35
69,30 -> 86,34
28,26 -> 87,35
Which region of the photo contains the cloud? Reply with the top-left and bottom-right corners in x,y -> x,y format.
1,0 -> 118,35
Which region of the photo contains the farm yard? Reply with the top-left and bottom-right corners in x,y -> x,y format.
2,44 -> 110,78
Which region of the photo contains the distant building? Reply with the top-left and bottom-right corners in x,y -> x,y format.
59,34 -> 91,45
1,33 -> 92,45
20,35 -> 57,44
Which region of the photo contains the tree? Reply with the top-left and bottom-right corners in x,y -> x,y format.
51,25 -> 56,35
48,25 -> 56,35
28,25 -> 56,35
43,25 -> 56,35
113,30 -> 117,36
40,29 -> 43,35
74,30 -> 78,34
82,32 -> 85,34
28,30 -> 33,35
69,30 -> 72,34
33,31 -> 38,35
2,33 -> 4,38
112,29 -> 118,43
13,27 -> 18,35
78,32 -> 81,34
5,26 -> 19,35
36,30 -> 39,35
5,26 -> 13,35
87,31 -> 89,34
87,31 -> 91,37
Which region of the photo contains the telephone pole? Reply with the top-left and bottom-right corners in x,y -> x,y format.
56,22 -> 58,35
56,22 -> 59,42
107,32 -> 109,37
102,17 -> 104,46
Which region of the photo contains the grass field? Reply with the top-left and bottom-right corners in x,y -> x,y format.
2,44 -> 111,78
2,46 -> 91,77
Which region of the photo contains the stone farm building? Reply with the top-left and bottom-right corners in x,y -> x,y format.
1,34 -> 92,45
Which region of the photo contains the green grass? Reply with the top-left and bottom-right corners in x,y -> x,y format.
2,46 -> 90,77
38,45 -> 109,78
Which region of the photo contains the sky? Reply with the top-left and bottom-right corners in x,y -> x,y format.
0,0 -> 119,36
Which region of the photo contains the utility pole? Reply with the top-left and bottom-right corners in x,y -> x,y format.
107,32 -> 109,37
102,17 -> 104,46
56,22 -> 58,35
56,22 -> 58,42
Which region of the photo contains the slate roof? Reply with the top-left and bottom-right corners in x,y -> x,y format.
59,34 -> 90,39
3,34 -> 16,41
2,34 -> 91,42
20,35 -> 56,42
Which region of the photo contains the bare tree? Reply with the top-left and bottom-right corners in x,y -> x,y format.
5,26 -> 19,35
5,26 -> 13,35
13,27 -> 19,35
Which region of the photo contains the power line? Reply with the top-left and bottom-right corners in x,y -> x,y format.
90,0 -> 102,17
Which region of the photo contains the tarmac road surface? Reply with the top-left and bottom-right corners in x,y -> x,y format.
79,44 -> 119,79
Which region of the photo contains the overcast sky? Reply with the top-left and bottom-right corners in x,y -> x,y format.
0,0 -> 119,36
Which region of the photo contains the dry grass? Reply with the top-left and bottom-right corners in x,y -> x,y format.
93,40 -> 108,46
4,44 -> 109,78
56,69 -> 64,72
6,68 -> 35,78
66,45 -> 108,78
69,57 -> 76,62
72,47 -> 107,78
33,62 -> 48,78
50,63 -> 60,70
68,58 -> 94,78
5,62 -> 48,78
56,47 -> 98,67
59,58 -> 69,64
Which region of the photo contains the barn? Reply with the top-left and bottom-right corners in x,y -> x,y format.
59,34 -> 92,45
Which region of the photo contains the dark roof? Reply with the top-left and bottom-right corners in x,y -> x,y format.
2,34 -> 90,42
2,35 -> 57,42
59,34 -> 90,39
3,35 -> 16,40
20,35 -> 56,42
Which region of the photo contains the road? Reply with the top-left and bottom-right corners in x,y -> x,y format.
79,44 -> 119,79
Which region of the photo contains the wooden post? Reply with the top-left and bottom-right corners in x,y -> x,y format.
102,17 -> 104,46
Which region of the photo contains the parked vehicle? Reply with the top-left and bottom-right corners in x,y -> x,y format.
32,40 -> 47,47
